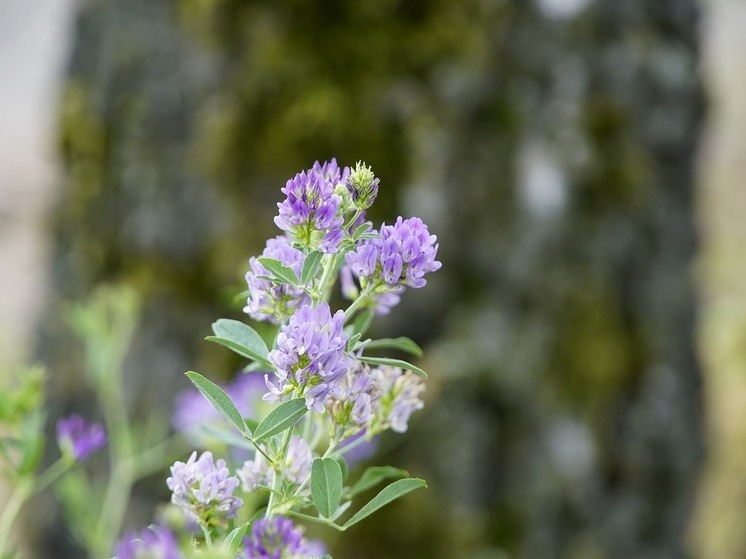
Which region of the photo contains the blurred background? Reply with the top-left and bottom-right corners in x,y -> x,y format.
1,0 -> 744,557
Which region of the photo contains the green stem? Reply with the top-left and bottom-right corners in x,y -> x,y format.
266,424 -> 296,518
91,379 -> 134,558
0,480 -> 31,555
32,457 -> 72,494
201,523 -> 213,547
343,284 -> 376,321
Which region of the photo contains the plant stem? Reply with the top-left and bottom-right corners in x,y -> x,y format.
201,523 -> 213,547
32,457 -> 72,493
0,480 -> 31,556
266,424 -> 295,518
91,378 -> 134,558
343,285 -> 376,321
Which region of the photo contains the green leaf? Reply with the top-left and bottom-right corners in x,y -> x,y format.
351,311 -> 374,338
334,455 -> 349,483
207,319 -> 270,366
18,410 -> 45,476
258,257 -> 299,286
351,222 -> 372,240
356,356 -> 427,378
342,478 -> 427,529
347,466 -> 410,499
222,522 -> 249,553
301,250 -> 324,285
253,398 -> 307,441
360,337 -> 423,357
346,333 -> 362,353
185,372 -> 247,436
312,458 -> 344,518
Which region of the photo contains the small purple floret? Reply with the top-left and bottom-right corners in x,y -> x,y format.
56,414 -> 106,461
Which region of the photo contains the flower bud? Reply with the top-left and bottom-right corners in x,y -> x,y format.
346,161 -> 380,210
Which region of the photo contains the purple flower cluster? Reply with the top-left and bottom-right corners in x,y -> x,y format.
265,303 -> 350,412
328,365 -> 425,437
274,159 -> 349,253
346,216 -> 441,290
238,436 -> 312,492
370,366 -> 425,434
56,414 -> 106,461
244,236 -> 310,323
243,516 -> 319,559
166,451 -> 242,526
114,526 -> 182,559
327,362 -> 376,433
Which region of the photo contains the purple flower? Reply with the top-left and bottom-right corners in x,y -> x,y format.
346,216 -> 441,289
244,236 -> 311,323
265,303 -> 351,412
114,525 -> 182,559
311,158 -> 350,187
274,160 -> 348,253
243,516 -> 317,559
238,436 -> 312,492
56,415 -> 106,461
370,366 -> 425,434
166,451 -> 243,527
172,374 -> 265,448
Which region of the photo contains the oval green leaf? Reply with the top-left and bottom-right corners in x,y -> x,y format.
347,466 -> 410,499
208,319 -> 270,365
185,371 -> 247,436
222,522 -> 249,553
253,398 -> 307,441
342,478 -> 427,529
258,257 -> 299,286
360,337 -> 423,357
301,250 -> 324,285
312,457 -> 344,518
356,356 -> 427,378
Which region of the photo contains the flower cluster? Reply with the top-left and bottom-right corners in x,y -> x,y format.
244,236 -> 310,323
56,414 -> 106,461
370,367 -> 426,434
274,159 -> 349,253
328,364 -> 425,438
166,451 -> 242,527
347,216 -> 441,288
265,302 -> 350,412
